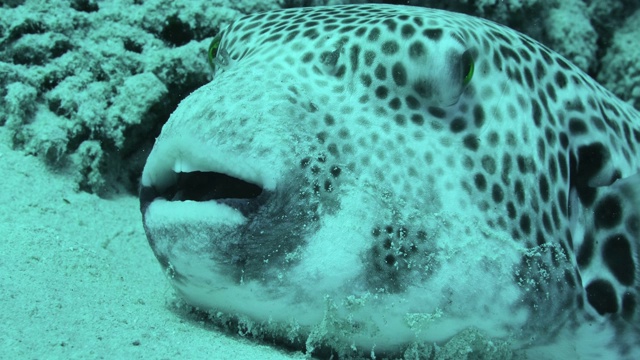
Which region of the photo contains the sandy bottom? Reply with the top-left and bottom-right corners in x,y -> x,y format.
0,127 -> 302,359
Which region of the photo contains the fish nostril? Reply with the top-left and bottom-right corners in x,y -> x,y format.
171,171 -> 263,202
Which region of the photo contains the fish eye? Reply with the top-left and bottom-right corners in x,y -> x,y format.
461,50 -> 474,85
208,34 -> 222,72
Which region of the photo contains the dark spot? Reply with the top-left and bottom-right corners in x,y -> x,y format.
516,156 -> 528,174
333,64 -> 346,78
302,52 -> 314,63
556,57 -> 572,70
514,180 -> 525,205
536,230 -> 546,246
566,228 -> 574,249
492,184 -> 504,203
540,49 -> 553,65
538,175 -> 550,202
499,45 -> 521,64
327,143 -> 339,157
622,292 -> 636,321
492,51 -> 503,70
535,60 -> 546,79
523,67 -> 534,89
372,227 -> 381,237
474,173 -> 487,191
316,132 -> 327,144
303,20 -> 319,28
548,154 -> 558,182
401,24 -> 416,38
409,41 -> 425,59
285,31 -> 300,44
423,28 -> 442,41
389,97 -> 402,110
473,105 -> 485,127
551,205 -> 561,230
413,81 -> 432,99
392,62 -> 407,86
506,202 -> 517,219
375,64 -> 387,80
360,74 -> 372,87
384,254 -> 396,266
481,155 -> 496,174
411,114 -> 424,125
450,117 -> 467,133
324,179 -> 333,192
577,233 -> 595,268
542,212 -> 552,234
462,156 -> 474,170
368,27 -> 381,42
506,132 -> 517,147
487,132 -> 499,147
602,234 -> 635,286
405,96 -> 420,110
364,50 -> 376,66
393,114 -> 406,125
559,132 -> 569,150
586,279 -> 618,315
382,19 -> 397,32
594,195 -> 622,229
382,40 -> 399,55
339,25 -> 358,34
568,118 -> 588,135
330,166 -> 341,177
508,67 -> 523,86
545,83 -> 557,102
463,135 -> 479,151
555,71 -> 568,88
302,28 -> 319,40
355,27 -> 367,37
375,86 -> 388,99
427,106 -> 446,119
300,157 -> 311,168
531,101 -> 542,127
349,44 -> 361,72
324,114 -> 335,126
262,33 -> 283,44
518,48 -> 532,62
501,154 -> 512,185
544,127 -> 556,147
519,214 -> 531,234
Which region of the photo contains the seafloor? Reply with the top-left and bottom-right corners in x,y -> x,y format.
1,0 -> 638,359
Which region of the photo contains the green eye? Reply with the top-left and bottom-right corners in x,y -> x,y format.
208,34 -> 222,72
462,50 -> 474,85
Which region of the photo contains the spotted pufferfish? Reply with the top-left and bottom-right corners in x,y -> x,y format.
139,4 -> 640,359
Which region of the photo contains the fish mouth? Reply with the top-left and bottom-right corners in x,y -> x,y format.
139,170 -> 269,218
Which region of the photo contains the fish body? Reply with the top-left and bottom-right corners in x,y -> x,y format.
140,4 -> 640,358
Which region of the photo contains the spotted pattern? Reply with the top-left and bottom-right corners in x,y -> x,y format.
141,4 -> 640,358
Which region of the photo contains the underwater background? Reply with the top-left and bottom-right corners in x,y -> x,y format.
1,0 -> 639,358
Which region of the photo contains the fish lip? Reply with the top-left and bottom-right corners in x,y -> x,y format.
139,170 -> 269,218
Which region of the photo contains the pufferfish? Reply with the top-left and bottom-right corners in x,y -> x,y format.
139,4 -> 640,359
